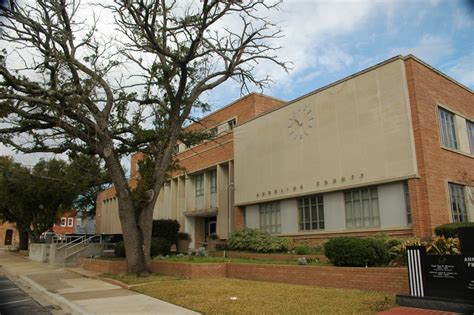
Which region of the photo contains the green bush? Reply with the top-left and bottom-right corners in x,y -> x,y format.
324,236 -> 391,267
115,238 -> 171,258
152,219 -> 180,246
295,245 -> 311,255
114,240 -> 126,257
151,237 -> 171,257
434,222 -> 474,238
389,237 -> 422,266
228,228 -> 292,253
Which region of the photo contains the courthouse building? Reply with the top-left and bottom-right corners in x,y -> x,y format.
96,55 -> 473,247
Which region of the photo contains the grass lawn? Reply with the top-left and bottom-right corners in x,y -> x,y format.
154,255 -> 330,266
131,278 -> 395,314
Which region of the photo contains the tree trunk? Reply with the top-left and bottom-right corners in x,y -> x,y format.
102,149 -> 151,275
18,229 -> 29,250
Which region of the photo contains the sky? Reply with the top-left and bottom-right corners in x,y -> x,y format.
1,0 -> 473,168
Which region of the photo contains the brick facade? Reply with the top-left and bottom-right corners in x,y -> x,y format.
404,58 -> 474,238
0,222 -> 19,249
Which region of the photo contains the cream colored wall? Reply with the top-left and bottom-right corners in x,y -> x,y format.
152,162 -> 234,241
455,115 -> 471,155
234,59 -> 417,206
244,182 -> 409,234
101,198 -> 122,234
467,186 -> 474,222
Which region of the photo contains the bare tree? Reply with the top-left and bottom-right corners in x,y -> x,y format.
0,0 -> 287,275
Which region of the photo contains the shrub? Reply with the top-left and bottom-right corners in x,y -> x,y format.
114,240 -> 126,257
427,236 -> 460,255
324,236 -> 391,267
115,238 -> 171,258
434,222 -> 474,238
295,244 -> 311,255
389,237 -> 423,266
228,228 -> 292,253
152,219 -> 180,246
151,237 -> 171,257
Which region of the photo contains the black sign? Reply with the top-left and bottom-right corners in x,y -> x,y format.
407,246 -> 474,301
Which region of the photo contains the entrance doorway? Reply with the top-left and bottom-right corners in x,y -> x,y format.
204,216 -> 217,241
4,229 -> 13,246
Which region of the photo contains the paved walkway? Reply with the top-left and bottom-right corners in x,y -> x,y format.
377,306 -> 458,314
0,250 -> 199,315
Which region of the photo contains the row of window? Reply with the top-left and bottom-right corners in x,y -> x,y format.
259,182 -> 470,233
60,217 -> 74,227
176,118 -> 237,154
438,107 -> 474,155
195,170 -> 217,197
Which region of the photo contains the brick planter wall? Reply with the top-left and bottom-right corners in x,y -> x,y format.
78,257 -> 127,274
78,258 -> 408,294
209,251 -> 328,262
227,263 -> 408,294
151,261 -> 227,279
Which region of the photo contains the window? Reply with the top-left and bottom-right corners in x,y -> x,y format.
228,118 -> 237,130
467,120 -> 474,155
448,183 -> 468,223
195,174 -> 204,197
298,195 -> 324,231
259,201 -> 281,233
67,217 -> 74,227
438,108 -> 458,150
209,127 -> 218,137
403,181 -> 412,225
60,217 -> 67,227
344,187 -> 380,228
210,170 -> 217,194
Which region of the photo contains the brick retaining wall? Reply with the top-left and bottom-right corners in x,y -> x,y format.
226,263 -> 408,294
78,258 -> 408,294
208,251 -> 328,262
78,258 -> 127,274
151,261 -> 227,278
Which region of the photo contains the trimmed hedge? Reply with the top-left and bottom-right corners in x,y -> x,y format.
228,228 -> 292,253
114,237 -> 171,257
434,222 -> 474,238
152,219 -> 180,246
324,236 -> 391,267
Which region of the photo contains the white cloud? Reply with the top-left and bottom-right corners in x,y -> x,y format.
453,7 -> 474,29
391,35 -> 454,64
447,53 -> 474,87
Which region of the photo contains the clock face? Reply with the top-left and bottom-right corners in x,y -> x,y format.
288,105 -> 314,140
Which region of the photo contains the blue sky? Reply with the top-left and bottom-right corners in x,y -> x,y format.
203,0 -> 474,110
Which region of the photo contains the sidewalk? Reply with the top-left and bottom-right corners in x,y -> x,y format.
0,250 -> 199,315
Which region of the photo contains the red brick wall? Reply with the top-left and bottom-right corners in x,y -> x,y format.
80,258 -> 408,294
53,210 -> 76,235
405,58 -> 474,238
152,261 -> 227,278
0,222 -> 19,248
227,263 -> 408,294
78,257 -> 128,274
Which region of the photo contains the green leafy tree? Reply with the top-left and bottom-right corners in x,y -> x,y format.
0,0 -> 287,275
0,155 -> 109,248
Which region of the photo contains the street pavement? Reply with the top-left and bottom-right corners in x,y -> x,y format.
0,250 -> 199,315
0,275 -> 51,315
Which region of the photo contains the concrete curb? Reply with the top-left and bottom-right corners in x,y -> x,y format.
20,275 -> 90,315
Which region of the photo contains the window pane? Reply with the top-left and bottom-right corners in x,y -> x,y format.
449,183 -> 467,223
468,120 -> 474,155
438,108 -> 458,150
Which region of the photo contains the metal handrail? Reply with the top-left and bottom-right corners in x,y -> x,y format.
57,235 -> 85,251
64,234 -> 102,259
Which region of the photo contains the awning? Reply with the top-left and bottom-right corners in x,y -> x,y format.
184,208 -> 218,217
